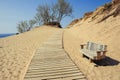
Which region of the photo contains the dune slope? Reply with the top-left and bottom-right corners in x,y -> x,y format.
63,1 -> 120,80
0,26 -> 60,80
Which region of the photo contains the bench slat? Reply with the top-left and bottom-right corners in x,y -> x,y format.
87,42 -> 106,51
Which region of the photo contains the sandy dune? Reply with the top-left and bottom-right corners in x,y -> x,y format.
0,18 -> 120,80
0,1 -> 120,80
63,14 -> 120,80
0,26 -> 60,80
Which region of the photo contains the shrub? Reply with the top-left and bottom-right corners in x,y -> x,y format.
46,22 -> 62,28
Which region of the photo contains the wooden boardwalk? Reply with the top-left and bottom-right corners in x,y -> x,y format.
24,30 -> 87,80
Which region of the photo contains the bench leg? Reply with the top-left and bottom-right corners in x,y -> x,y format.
89,59 -> 93,63
82,54 -> 85,58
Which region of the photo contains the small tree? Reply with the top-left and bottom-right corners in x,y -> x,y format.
17,21 -> 29,33
35,0 -> 73,26
29,19 -> 36,29
34,13 -> 42,25
17,20 -> 36,33
17,24 -> 24,33
35,4 -> 51,25
54,0 -> 73,22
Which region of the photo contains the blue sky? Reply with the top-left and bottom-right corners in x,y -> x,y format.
0,0 -> 111,33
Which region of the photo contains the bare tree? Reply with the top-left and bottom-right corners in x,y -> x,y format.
17,21 -> 29,33
17,24 -> 23,33
35,0 -> 73,26
36,4 -> 51,25
29,19 -> 36,29
17,0 -> 73,32
34,13 -> 42,25
55,0 -> 73,22
49,3 -> 58,22
17,20 -> 36,33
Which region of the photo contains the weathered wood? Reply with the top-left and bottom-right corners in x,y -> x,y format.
80,42 -> 107,61
80,45 -> 85,49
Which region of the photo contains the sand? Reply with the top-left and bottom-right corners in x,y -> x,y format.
63,14 -> 120,80
0,26 -> 60,80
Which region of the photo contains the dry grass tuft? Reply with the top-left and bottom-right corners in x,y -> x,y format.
113,5 -> 120,17
98,4 -> 120,23
83,12 -> 93,21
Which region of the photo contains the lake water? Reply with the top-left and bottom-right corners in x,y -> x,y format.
0,33 -> 16,38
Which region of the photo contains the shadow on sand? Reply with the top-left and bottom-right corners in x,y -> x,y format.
94,57 -> 120,66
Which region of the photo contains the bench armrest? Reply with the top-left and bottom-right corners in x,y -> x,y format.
97,51 -> 107,56
80,44 -> 86,49
97,51 -> 107,53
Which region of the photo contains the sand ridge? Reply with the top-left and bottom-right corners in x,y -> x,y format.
0,26 -> 60,80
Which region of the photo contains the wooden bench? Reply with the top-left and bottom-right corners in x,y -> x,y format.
80,42 -> 107,62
